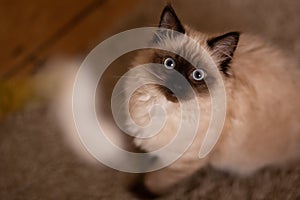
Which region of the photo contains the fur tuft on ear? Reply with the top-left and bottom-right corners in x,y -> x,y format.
159,4 -> 185,33
207,32 -> 240,75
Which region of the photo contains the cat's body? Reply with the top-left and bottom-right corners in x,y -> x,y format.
123,5 -> 300,194
49,4 -> 300,196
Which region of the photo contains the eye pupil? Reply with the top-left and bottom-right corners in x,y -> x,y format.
164,57 -> 175,69
166,60 -> 173,67
192,69 -> 206,81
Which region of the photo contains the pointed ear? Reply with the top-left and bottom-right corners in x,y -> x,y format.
159,4 -> 185,33
207,32 -> 240,75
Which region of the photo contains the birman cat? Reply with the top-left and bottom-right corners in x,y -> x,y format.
123,4 -> 300,194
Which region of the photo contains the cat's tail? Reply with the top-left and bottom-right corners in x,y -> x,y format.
33,58 -> 126,166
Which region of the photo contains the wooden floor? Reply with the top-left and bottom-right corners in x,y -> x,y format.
1,0 -> 299,119
0,0 -> 141,79
0,0 -> 141,118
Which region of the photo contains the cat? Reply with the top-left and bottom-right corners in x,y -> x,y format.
122,4 -> 300,195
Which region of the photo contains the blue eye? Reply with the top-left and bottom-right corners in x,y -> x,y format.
164,57 -> 176,69
192,69 -> 206,81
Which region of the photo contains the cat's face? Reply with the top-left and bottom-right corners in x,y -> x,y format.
148,49 -> 209,102
124,5 -> 240,151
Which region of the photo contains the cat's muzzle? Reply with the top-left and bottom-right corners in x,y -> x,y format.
160,76 -> 194,102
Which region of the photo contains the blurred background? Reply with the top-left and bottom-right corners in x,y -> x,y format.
1,0 -> 299,199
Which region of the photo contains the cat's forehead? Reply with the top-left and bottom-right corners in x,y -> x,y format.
152,31 -> 212,69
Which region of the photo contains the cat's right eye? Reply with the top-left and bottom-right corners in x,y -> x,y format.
163,57 -> 176,69
192,69 -> 206,81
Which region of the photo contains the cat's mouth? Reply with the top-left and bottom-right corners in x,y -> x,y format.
157,86 -> 178,102
162,87 -> 178,102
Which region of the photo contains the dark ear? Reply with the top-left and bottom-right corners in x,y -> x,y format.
159,4 -> 185,33
207,32 -> 240,75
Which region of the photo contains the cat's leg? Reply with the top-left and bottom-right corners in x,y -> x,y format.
144,155 -> 207,194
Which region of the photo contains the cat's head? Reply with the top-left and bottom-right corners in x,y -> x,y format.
129,4 -> 240,103
124,5 -> 239,151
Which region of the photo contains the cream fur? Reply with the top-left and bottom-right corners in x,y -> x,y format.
123,27 -> 300,194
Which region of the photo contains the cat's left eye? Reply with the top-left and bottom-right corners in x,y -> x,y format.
192,69 -> 206,81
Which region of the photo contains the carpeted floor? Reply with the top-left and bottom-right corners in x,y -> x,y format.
1,103 -> 300,199
1,0 -> 300,199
